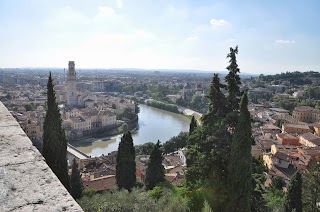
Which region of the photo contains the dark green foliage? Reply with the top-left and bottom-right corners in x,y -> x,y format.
190,95 -> 209,114
135,132 -> 188,155
224,46 -> 241,130
82,188 -> 96,198
116,131 -> 136,191
70,159 -> 84,200
189,116 -> 197,135
186,128 -> 230,211
121,108 -> 136,120
202,200 -> 213,212
272,176 -> 285,190
145,140 -> 165,190
202,73 -> 227,128
135,142 -> 155,156
146,100 -> 179,113
227,92 -> 253,212
162,131 -> 188,154
263,186 -> 285,211
251,156 -> 268,211
305,86 -> 320,99
225,46 -> 241,113
77,187 -> 189,212
284,171 -> 302,212
302,157 -> 320,212
24,103 -> 34,111
43,72 -> 70,191
260,71 -> 316,85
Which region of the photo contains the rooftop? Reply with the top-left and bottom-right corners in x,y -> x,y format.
294,106 -> 320,113
283,124 -> 310,130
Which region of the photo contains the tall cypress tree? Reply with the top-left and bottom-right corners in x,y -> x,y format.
189,116 -> 197,135
70,158 -> 83,200
284,171 -> 302,212
116,131 -> 136,191
227,92 -> 253,212
302,157 -> 320,212
186,73 -> 231,211
224,46 -> 241,129
145,140 -> 165,190
43,72 -> 70,191
202,73 -> 227,129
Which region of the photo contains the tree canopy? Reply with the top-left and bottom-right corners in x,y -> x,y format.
145,140 -> 165,190
116,131 -> 136,191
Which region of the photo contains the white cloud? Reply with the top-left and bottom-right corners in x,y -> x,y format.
210,18 -> 228,26
226,38 -> 236,43
98,6 -> 115,17
115,0 -> 123,9
185,36 -> 199,41
275,40 -> 296,44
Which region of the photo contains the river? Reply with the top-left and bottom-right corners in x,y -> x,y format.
71,104 -> 191,157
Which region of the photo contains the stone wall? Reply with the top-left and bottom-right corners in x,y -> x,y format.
0,102 -> 83,211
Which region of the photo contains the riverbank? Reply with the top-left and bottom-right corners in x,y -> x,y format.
146,100 -> 179,113
179,107 -> 203,125
71,116 -> 139,143
72,104 -> 190,156
71,126 -> 139,144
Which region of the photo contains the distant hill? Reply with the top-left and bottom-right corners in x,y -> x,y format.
259,71 -> 320,85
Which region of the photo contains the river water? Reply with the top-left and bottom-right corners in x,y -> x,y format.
72,104 -> 191,157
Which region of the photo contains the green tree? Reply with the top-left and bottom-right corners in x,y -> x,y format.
251,156 -> 268,211
43,72 -> 70,191
272,176 -> 285,190
202,73 -> 227,128
116,131 -> 136,191
145,140 -> 165,190
227,92 -> 253,212
302,157 -> 320,212
225,46 -> 241,129
284,171 -> 302,212
163,131 -> 188,154
186,73 -> 232,211
202,200 -> 213,212
70,158 -> 84,200
24,103 -> 33,111
189,116 -> 197,135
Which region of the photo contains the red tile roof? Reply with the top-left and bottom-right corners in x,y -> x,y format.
82,175 -> 116,191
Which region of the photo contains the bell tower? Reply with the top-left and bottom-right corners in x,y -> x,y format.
66,61 -> 78,107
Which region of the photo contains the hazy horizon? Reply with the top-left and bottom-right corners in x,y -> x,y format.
1,0 -> 319,74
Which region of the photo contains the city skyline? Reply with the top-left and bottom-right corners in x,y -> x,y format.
0,0 -> 320,74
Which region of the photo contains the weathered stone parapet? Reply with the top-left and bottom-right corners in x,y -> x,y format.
0,102 -> 83,211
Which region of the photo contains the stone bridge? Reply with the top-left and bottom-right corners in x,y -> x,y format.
0,102 -> 83,211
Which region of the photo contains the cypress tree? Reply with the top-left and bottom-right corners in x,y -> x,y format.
43,72 -> 70,191
116,131 -> 136,191
224,46 -> 241,129
145,140 -> 165,190
227,92 -> 253,212
302,157 -> 320,212
202,73 -> 227,129
70,158 -> 83,200
284,171 -> 302,212
189,116 -> 197,135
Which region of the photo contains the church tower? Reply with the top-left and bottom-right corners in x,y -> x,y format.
66,61 -> 78,107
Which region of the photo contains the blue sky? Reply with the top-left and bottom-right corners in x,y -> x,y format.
0,0 -> 319,74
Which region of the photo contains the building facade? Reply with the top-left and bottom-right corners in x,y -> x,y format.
292,106 -> 320,123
